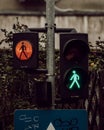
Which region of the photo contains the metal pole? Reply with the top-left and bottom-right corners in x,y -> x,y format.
46,0 -> 55,109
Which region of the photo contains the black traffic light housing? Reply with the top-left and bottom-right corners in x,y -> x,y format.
32,81 -> 52,107
13,32 -> 38,69
60,33 -> 90,100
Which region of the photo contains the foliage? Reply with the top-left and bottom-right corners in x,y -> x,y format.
89,36 -> 104,71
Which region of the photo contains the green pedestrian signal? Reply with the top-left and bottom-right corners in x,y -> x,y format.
69,70 -> 80,89
64,68 -> 88,96
60,33 -> 90,100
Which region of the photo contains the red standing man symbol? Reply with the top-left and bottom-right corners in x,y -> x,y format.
15,40 -> 33,61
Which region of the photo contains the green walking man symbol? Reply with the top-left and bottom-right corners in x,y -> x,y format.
68,70 -> 80,89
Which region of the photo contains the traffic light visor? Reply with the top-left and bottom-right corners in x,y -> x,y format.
63,39 -> 89,61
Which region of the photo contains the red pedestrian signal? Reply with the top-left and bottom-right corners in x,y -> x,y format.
15,40 -> 33,60
13,32 -> 38,69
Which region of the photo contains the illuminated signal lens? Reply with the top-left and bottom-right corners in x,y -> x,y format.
64,68 -> 88,91
15,40 -> 33,61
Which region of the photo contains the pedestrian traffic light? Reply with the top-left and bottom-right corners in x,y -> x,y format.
60,33 -> 90,100
13,32 -> 38,69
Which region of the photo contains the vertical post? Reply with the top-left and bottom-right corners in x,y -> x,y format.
46,0 -> 55,108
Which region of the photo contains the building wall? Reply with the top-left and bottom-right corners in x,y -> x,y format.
0,0 -> 45,11
0,14 -> 104,49
0,0 -> 104,48
0,0 -> 104,11
56,0 -> 104,10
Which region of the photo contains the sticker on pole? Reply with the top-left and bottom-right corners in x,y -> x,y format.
14,109 -> 88,130
15,40 -> 33,60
